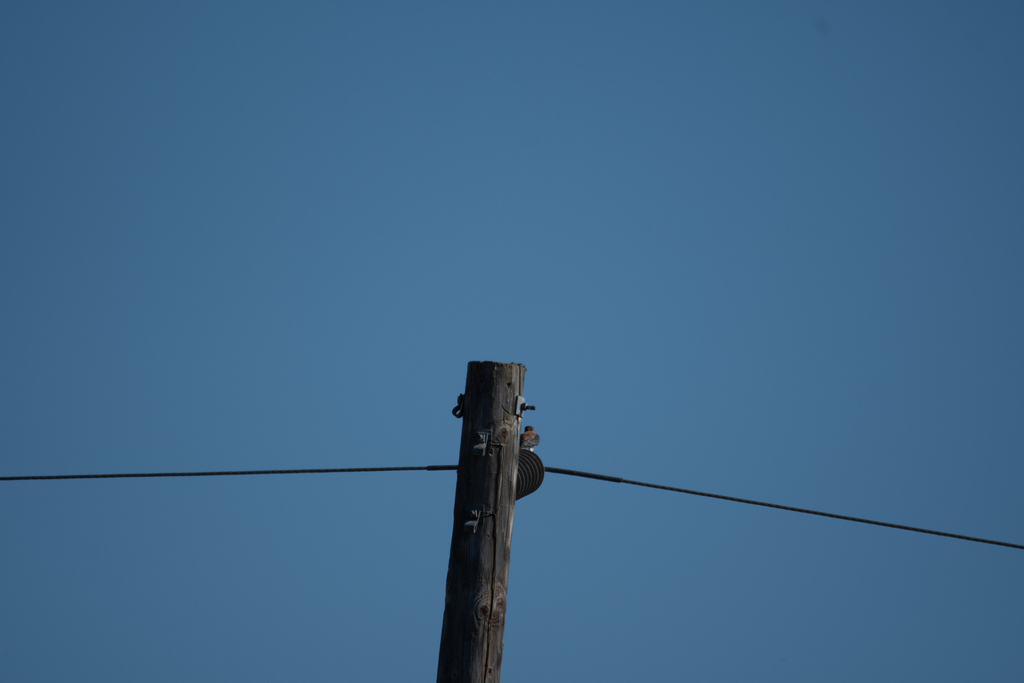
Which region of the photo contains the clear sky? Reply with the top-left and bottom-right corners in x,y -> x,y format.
2,2 -> 1022,681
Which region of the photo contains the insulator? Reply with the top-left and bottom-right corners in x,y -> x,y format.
515,449 -> 545,500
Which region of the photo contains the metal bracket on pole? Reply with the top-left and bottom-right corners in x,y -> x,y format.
472,430 -> 504,457
472,431 -> 490,456
515,395 -> 536,417
463,507 -> 493,533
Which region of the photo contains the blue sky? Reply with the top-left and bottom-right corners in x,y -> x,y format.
1,2 -> 1022,680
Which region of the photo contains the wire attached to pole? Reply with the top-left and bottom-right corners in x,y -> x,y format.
545,466 -> 1024,551
0,465 -> 458,482
2,462 -> 1019,551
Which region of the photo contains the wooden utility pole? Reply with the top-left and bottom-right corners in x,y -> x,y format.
437,361 -> 526,683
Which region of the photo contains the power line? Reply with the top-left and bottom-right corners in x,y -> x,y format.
2,463 -> 1020,551
545,467 -> 1024,551
0,465 -> 458,481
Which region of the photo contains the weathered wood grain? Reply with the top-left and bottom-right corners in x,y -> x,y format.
436,361 -> 525,683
